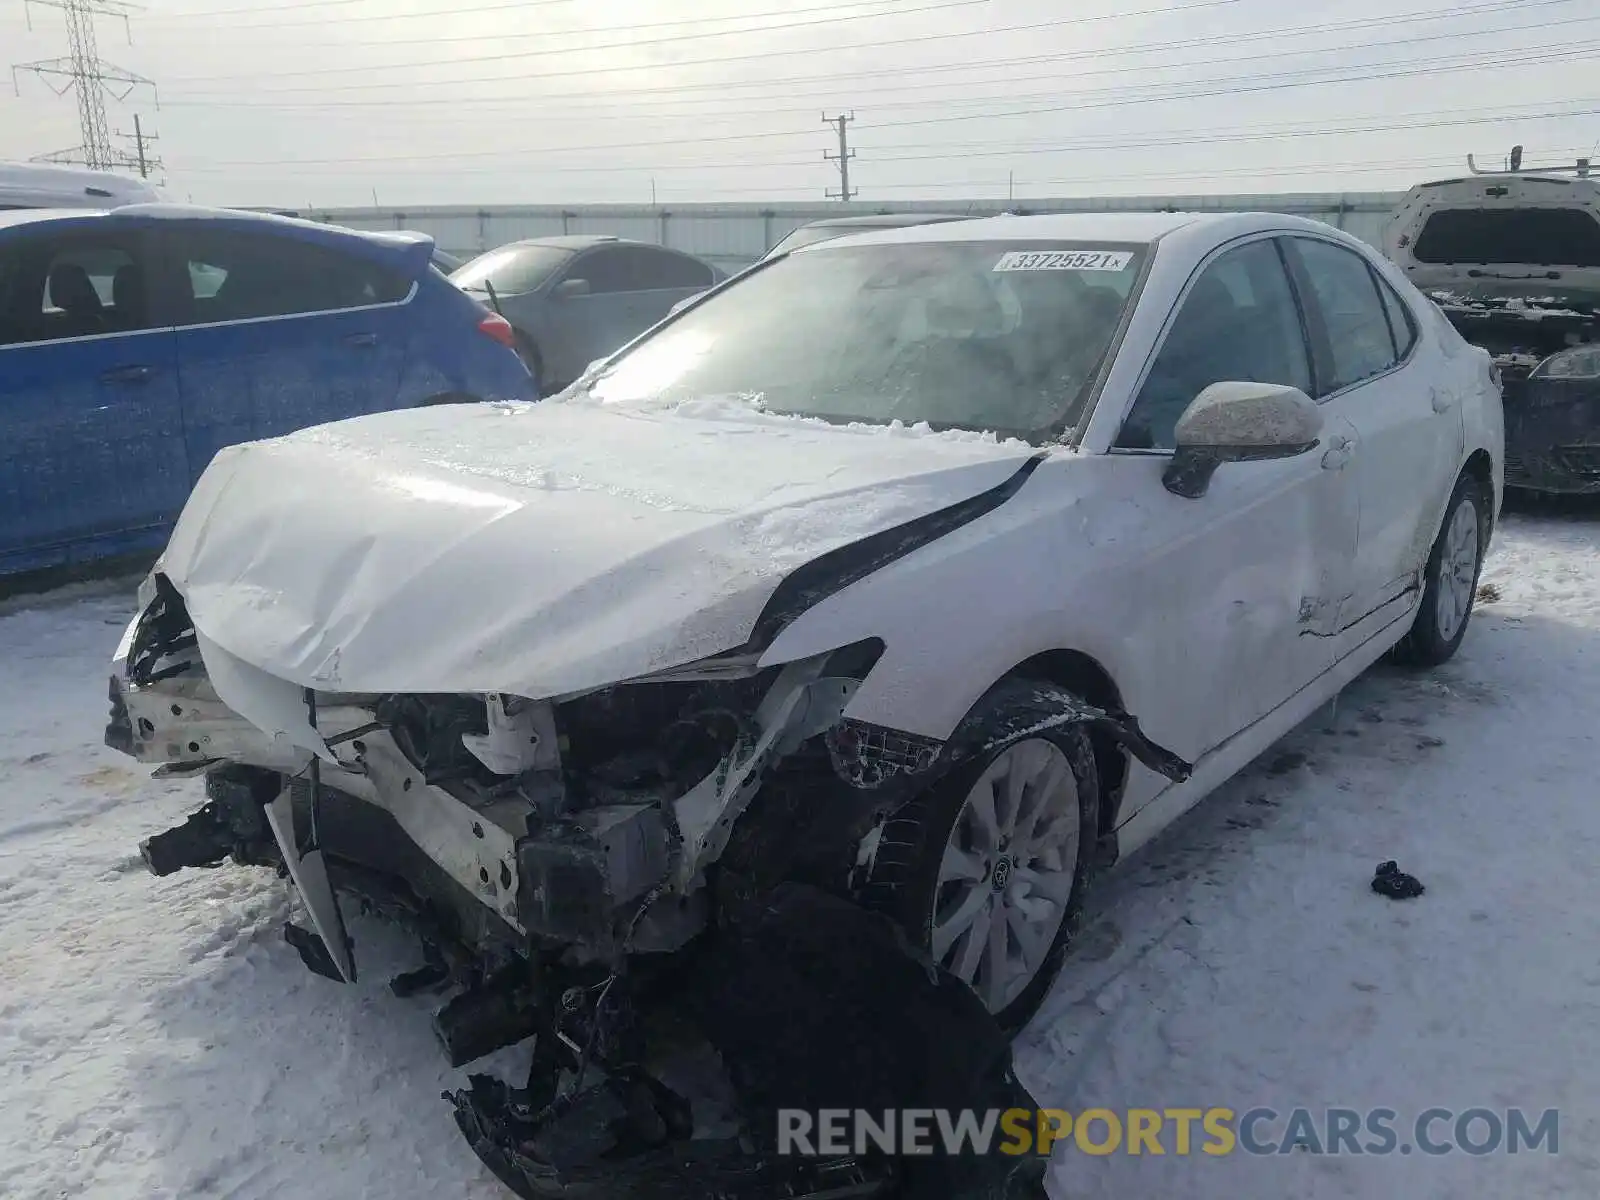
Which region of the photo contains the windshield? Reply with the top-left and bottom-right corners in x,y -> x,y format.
584,239 -> 1146,441
1414,208 -> 1600,267
450,244 -> 573,294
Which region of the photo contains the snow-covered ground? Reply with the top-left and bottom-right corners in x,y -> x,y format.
2,505 -> 1596,1200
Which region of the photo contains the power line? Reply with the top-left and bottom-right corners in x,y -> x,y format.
167,109 -> 1600,181
167,0 -> 989,81
159,2 -> 1599,127
157,0 -> 1251,89
145,0 -> 955,49
166,38 -> 1600,166
11,0 -> 158,172
153,0 -> 1579,109
532,144 -> 1598,203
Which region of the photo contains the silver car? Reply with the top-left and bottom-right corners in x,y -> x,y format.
450,235 -> 724,395
763,212 -> 975,259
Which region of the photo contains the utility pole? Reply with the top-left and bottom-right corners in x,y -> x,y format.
114,111 -> 161,178
12,0 -> 157,172
823,111 -> 856,202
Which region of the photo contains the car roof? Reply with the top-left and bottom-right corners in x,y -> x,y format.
0,202 -> 434,250
797,213 -> 973,230
506,234 -> 640,251
0,161 -> 164,204
787,210 -> 1341,253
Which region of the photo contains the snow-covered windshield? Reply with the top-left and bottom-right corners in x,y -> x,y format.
584,239 -> 1146,442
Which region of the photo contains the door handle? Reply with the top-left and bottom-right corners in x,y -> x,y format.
100,364 -> 155,384
1321,435 -> 1353,471
344,332 -> 379,347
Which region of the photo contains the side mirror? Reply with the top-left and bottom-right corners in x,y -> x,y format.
1162,382 -> 1322,499
553,278 -> 590,299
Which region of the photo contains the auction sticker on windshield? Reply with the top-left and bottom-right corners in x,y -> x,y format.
993,250 -> 1133,272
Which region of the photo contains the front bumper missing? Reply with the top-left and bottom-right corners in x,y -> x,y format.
110,629 -> 866,980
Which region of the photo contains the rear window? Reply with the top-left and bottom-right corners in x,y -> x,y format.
450,244 -> 573,294
1413,208 -> 1600,267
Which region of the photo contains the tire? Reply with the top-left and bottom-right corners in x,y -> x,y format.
1391,471 -> 1489,667
514,332 -> 544,396
861,680 -> 1099,1033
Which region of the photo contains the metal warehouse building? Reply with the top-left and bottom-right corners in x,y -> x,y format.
297,191 -> 1403,274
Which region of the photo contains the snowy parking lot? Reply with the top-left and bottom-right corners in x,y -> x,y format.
3,502 -> 1598,1200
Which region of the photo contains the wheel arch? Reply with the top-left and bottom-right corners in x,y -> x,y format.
993,649 -> 1129,837
1462,446 -> 1497,537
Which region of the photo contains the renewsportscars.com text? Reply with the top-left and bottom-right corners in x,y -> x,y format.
777,1106 -> 1559,1157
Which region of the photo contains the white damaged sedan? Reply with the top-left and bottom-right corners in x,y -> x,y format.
108,212 -> 1502,1053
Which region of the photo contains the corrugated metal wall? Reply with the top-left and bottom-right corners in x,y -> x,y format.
295,192 -> 1403,271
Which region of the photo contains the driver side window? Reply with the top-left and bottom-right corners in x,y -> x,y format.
1116,238 -> 1312,451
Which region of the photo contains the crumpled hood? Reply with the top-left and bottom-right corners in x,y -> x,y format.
158,399 -> 1037,699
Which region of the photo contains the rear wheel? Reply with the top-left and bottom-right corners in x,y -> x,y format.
1392,471 -> 1489,666
862,681 -> 1099,1032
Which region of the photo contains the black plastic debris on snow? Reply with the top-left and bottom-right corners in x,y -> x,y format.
1372,861 -> 1425,900
445,883 -> 1050,1200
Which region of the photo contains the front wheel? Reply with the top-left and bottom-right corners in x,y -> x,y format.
862,681 -> 1099,1032
1392,472 -> 1489,667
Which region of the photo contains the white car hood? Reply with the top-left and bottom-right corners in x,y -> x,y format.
157,399 -> 1038,701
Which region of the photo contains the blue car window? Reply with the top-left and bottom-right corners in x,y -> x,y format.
0,232 -> 154,345
169,228 -> 412,325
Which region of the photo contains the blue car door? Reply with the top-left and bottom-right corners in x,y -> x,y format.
158,222 -> 412,483
0,218 -> 189,576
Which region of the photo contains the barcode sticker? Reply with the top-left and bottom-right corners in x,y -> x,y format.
993,250 -> 1133,272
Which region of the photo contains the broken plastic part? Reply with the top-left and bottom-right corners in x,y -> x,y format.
966,686 -> 1192,784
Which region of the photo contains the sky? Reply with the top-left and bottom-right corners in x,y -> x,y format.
1,0 -> 1597,208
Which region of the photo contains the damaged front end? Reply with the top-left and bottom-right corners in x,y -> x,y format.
107,575 -> 1166,1200
108,571 -> 891,1017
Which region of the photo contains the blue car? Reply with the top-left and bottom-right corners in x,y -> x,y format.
0,205 -> 534,579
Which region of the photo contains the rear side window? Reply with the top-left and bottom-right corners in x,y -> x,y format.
1375,273 -> 1417,360
1286,238 -> 1398,395
0,231 -> 156,345
631,247 -> 714,290
569,246 -> 713,293
169,228 -> 412,324
1413,208 -> 1600,267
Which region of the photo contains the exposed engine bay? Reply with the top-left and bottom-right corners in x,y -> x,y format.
109,573 -> 1187,1197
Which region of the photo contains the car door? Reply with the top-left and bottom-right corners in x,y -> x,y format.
1281,235 -> 1464,646
0,220 -> 189,576
160,224 -> 411,483
541,246 -> 647,384
622,246 -> 717,331
1108,235 -> 1360,757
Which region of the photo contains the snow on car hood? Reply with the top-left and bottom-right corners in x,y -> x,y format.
157,399 -> 1038,701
